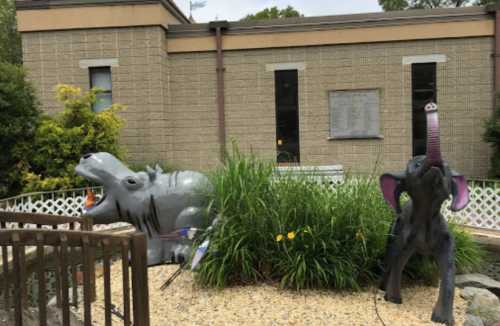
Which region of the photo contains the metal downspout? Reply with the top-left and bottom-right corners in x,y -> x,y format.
495,9 -> 500,106
209,21 -> 229,161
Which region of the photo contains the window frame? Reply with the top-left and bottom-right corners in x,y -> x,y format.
327,88 -> 383,140
88,66 -> 113,112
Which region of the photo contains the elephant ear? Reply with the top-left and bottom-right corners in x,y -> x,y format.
380,172 -> 405,213
450,171 -> 469,212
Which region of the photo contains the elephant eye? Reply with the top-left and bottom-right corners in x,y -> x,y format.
127,178 -> 136,185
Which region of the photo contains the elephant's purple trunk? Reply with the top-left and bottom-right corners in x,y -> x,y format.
424,102 -> 443,166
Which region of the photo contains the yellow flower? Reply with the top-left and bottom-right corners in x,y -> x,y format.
287,231 -> 296,240
276,234 -> 284,242
355,230 -> 365,241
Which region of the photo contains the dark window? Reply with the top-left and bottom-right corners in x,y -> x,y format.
275,70 -> 300,164
89,67 -> 112,112
412,63 -> 436,156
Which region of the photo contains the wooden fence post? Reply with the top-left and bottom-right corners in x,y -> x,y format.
130,232 -> 150,326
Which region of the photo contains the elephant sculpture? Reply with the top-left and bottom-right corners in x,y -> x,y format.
379,102 -> 469,325
75,152 -> 211,266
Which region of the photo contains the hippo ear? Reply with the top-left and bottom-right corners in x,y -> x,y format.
450,171 -> 469,212
380,172 -> 406,213
155,164 -> 164,174
146,165 -> 156,182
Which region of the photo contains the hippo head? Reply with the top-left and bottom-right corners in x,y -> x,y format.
75,152 -> 163,224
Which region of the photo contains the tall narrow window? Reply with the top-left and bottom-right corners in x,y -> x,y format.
412,63 -> 436,156
275,70 -> 300,164
89,67 -> 112,112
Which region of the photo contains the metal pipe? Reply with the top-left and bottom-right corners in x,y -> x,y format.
495,9 -> 500,106
209,21 -> 229,161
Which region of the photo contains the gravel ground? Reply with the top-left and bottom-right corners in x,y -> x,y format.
75,263 -> 467,325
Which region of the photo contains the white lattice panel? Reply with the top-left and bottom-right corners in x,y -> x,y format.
1,180 -> 498,231
442,180 -> 500,231
0,187 -> 129,231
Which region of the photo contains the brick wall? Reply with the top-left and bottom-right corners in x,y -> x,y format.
22,28 -> 494,177
169,37 -> 494,177
21,26 -> 170,163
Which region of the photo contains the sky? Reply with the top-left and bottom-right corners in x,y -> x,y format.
173,0 -> 383,23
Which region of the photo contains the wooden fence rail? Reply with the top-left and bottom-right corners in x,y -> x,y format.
0,211 -> 95,307
0,212 -> 149,326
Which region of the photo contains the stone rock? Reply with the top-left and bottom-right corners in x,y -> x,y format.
456,274 -> 500,297
467,295 -> 500,326
462,287 -> 500,304
464,314 -> 485,326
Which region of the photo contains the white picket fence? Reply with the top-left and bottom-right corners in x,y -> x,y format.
0,177 -> 498,231
274,165 -> 345,184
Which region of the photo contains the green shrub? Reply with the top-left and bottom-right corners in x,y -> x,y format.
483,102 -> 500,178
195,148 -> 484,290
0,62 -> 39,197
0,0 -> 22,64
21,84 -> 125,192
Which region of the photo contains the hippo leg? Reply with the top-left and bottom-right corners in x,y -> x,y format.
161,206 -> 204,263
161,240 -> 184,263
176,206 -> 204,228
146,237 -> 165,266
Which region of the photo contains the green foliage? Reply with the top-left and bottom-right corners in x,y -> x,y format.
0,0 -> 21,64
21,85 -> 125,192
241,6 -> 302,21
0,62 -> 39,197
475,0 -> 500,5
195,148 -> 484,290
484,102 -> 500,178
378,0 -> 472,11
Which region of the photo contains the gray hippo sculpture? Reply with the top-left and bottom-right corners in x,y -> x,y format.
75,152 -> 211,266
379,102 -> 469,325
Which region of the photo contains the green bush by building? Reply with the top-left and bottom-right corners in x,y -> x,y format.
195,148 -> 484,290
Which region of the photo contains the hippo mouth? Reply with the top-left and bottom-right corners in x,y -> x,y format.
84,190 -> 107,212
82,187 -> 115,222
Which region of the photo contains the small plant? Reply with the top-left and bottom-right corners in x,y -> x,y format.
195,147 -> 484,290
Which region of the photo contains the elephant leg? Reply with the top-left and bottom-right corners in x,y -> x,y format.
384,246 -> 414,304
431,233 -> 455,326
380,218 -> 403,291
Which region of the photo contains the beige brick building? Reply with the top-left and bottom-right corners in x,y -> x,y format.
15,1 -> 499,177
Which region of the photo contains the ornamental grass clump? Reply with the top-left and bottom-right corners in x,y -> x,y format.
195,148 -> 484,290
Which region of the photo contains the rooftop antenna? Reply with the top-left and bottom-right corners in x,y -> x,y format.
189,0 -> 206,22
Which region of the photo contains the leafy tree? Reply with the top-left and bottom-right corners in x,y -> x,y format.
484,101 -> 500,178
475,0 -> 500,6
0,62 -> 39,197
0,0 -> 22,64
21,85 -> 125,192
378,0 -> 472,11
241,6 -> 302,21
